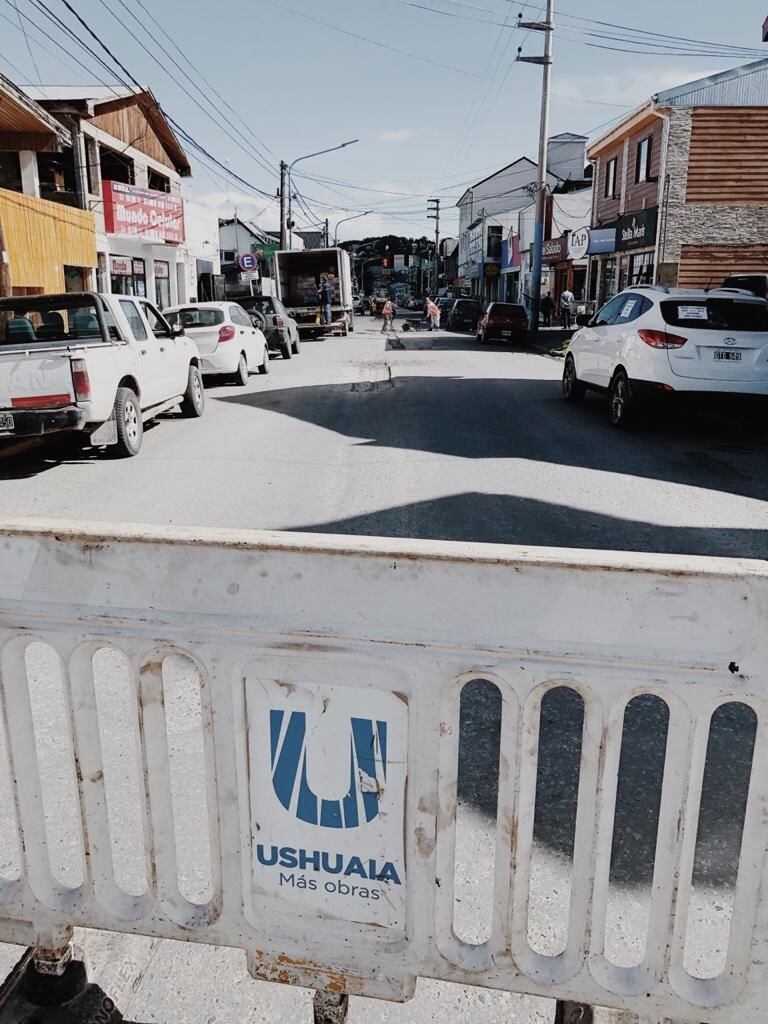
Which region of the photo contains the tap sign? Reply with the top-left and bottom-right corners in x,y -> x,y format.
247,673 -> 408,930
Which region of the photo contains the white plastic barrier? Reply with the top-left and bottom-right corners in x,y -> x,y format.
0,520 -> 766,1022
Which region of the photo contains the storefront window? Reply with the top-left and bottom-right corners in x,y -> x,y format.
630,251 -> 655,286
110,256 -> 146,297
600,257 -> 619,303
154,261 -> 171,309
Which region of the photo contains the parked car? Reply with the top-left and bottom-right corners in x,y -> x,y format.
722,274 -> 768,299
164,301 -> 268,384
437,297 -> 454,326
476,303 -> 529,344
0,291 -> 204,457
353,293 -> 366,315
236,295 -> 300,359
447,298 -> 483,331
562,285 -> 768,427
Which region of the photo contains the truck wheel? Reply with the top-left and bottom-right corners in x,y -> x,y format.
113,387 -> 143,457
348,315 -> 355,334
280,339 -> 292,359
291,333 -> 301,355
258,345 -> 270,374
234,352 -> 249,385
181,364 -> 205,417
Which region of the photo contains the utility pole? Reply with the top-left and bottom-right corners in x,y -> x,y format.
324,219 -> 329,247
518,0 -> 554,335
427,198 -> 440,294
279,160 -> 287,249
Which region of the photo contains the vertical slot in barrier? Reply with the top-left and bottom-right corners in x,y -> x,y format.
683,702 -> 757,980
25,641 -> 83,889
93,647 -> 148,897
162,654 -> 213,906
0,677 -> 20,884
452,679 -> 502,945
604,694 -> 670,967
527,686 -> 584,957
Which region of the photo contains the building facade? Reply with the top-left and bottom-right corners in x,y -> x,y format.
24,85 -> 219,309
0,72 -> 96,296
588,58 -> 768,302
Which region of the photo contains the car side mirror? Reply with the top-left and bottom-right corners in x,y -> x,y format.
170,323 -> 185,337
575,313 -> 591,328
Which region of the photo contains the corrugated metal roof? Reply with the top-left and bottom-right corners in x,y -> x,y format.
656,58 -> 768,108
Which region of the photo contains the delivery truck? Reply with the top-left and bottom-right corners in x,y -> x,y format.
273,247 -> 354,338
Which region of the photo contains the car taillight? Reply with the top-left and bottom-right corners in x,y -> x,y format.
274,316 -> 284,327
638,329 -> 688,349
218,324 -> 236,343
71,358 -> 91,401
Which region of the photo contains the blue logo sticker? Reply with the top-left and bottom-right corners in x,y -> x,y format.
270,711 -> 388,829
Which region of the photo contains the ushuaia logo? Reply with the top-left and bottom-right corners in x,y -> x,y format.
269,710 -> 387,829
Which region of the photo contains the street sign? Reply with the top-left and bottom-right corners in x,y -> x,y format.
239,252 -> 258,272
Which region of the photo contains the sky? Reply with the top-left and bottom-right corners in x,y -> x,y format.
1,0 -> 767,241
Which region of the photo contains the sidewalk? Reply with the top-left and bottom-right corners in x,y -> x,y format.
524,326 -> 574,358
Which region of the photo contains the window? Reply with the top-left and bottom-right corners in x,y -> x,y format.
635,136 -> 653,184
605,157 -> 618,199
630,251 -> 655,286
119,299 -> 147,340
661,299 -> 768,332
154,261 -> 171,310
220,250 -> 236,263
0,297 -> 103,344
148,168 -> 171,193
592,294 -> 626,327
0,152 -> 22,193
100,146 -> 134,186
137,301 -> 168,337
614,295 -> 652,325
166,307 -> 224,329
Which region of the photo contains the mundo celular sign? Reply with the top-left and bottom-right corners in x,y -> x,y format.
102,180 -> 185,244
247,670 -> 408,930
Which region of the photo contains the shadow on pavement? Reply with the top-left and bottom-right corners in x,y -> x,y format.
219,374 -> 768,505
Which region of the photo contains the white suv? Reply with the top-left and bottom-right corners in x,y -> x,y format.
562,286 -> 768,426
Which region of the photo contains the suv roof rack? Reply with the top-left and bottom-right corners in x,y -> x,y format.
633,284 -> 669,293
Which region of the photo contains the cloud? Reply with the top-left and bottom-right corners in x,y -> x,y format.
556,65 -> 730,114
376,128 -> 418,143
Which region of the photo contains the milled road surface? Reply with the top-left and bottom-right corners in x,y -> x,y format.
0,314 -> 766,1023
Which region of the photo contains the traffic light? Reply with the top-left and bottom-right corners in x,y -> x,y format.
382,257 -> 389,268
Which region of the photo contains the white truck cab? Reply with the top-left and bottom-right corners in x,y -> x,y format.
0,291 -> 204,456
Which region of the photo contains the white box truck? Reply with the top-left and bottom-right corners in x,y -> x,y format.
273,247 -> 354,338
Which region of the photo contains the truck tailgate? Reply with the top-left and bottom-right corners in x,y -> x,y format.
0,350 -> 74,410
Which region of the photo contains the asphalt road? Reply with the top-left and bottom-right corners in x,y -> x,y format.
0,314 -> 766,1022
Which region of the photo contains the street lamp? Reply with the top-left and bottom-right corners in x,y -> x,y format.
287,139 -> 359,248
333,211 -> 373,245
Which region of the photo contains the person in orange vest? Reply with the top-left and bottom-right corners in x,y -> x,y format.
426,297 -> 440,332
380,299 -> 395,333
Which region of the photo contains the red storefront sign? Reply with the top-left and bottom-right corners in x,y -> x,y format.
103,180 -> 185,244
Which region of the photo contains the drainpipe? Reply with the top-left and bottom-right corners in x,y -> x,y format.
650,99 -> 670,285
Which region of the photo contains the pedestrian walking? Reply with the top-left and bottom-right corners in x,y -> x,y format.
318,275 -> 334,325
541,292 -> 554,328
380,299 -> 395,333
560,288 -> 575,329
426,297 -> 441,332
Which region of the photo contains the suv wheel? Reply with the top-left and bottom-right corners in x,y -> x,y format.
608,369 -> 635,427
562,355 -> 586,403
280,337 -> 292,359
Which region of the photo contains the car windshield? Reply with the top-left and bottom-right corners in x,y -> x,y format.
166,307 -> 224,328
0,296 -> 106,344
240,298 -> 274,315
661,299 -> 768,332
491,304 -> 526,317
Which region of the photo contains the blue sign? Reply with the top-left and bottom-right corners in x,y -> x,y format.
239,252 -> 258,271
588,227 -> 617,255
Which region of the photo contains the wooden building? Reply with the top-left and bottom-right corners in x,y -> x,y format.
0,72 -> 96,296
587,58 -> 768,301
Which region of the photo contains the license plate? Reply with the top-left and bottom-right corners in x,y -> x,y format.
502,330 -> 512,337
714,350 -> 742,361
0,413 -> 14,432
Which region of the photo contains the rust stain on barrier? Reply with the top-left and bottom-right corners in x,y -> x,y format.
415,825 -> 436,859
251,952 -> 351,993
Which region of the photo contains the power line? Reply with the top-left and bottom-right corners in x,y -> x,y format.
11,0 -> 43,86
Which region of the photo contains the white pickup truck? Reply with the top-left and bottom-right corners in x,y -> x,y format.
0,291 -> 204,456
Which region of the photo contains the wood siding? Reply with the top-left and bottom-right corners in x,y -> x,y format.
678,243 -> 768,289
686,108 -> 768,204
0,187 -> 97,292
624,118 -> 663,213
90,102 -> 175,171
594,147 -> 622,225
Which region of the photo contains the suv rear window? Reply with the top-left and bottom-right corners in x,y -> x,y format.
166,307 -> 224,328
661,299 -> 768,332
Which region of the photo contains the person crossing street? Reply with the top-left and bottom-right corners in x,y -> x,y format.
380,298 -> 395,333
426,297 -> 441,332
